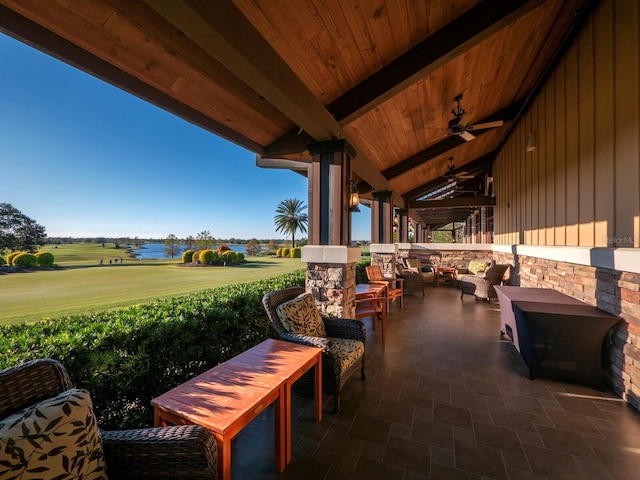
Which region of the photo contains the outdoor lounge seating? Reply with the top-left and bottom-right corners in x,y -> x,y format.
262,287 -> 366,413
403,257 -> 435,286
459,263 -> 510,301
0,358 -> 218,480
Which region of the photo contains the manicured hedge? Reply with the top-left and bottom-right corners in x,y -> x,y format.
356,256 -> 371,284
0,269 -> 305,429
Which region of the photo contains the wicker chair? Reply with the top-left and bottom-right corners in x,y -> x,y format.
0,358 -> 218,480
459,264 -> 510,302
262,287 -> 366,413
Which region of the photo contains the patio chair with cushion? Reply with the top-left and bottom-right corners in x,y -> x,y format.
403,258 -> 435,286
262,287 -> 366,413
0,358 -> 218,480
459,263 -> 511,302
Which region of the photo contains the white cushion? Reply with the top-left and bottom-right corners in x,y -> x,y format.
0,388 -> 108,479
276,292 -> 326,337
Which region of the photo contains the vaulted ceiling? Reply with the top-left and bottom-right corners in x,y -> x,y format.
0,0 -> 595,228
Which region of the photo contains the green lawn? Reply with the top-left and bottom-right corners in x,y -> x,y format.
0,243 -> 304,325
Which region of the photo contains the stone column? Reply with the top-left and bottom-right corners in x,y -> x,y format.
302,245 -> 361,318
397,209 -> 409,243
370,243 -> 398,279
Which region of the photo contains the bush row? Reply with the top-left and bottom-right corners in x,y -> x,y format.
1,251 -> 55,267
0,269 -> 306,429
275,247 -> 301,258
181,248 -> 245,265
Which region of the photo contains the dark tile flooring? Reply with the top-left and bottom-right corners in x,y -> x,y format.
231,286 -> 640,479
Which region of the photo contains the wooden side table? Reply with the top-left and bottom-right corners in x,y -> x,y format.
151,339 -> 322,479
355,283 -> 387,342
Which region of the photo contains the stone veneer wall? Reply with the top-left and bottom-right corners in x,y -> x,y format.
306,262 -> 356,318
370,252 -> 397,278
491,251 -> 640,410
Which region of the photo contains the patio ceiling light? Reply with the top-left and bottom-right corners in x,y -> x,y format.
348,179 -> 360,212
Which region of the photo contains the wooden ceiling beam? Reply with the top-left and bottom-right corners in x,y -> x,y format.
327,0 -> 548,126
143,0 -> 338,141
402,153 -> 496,201
383,103 -> 520,181
410,196 -> 496,209
144,0 -> 401,203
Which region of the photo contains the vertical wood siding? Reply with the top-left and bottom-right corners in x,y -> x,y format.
495,0 -> 640,247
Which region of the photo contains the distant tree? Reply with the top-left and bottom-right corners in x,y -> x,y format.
245,238 -> 261,256
196,230 -> 214,249
267,239 -> 277,252
0,203 -> 46,254
133,236 -> 143,248
274,198 -> 308,248
164,234 -> 180,258
184,235 -> 195,249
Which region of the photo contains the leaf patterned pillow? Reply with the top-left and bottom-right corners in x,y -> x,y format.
0,388 -> 108,480
276,292 -> 326,337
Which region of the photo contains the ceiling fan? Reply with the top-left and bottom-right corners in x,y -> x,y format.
446,94 -> 504,141
444,157 -> 474,183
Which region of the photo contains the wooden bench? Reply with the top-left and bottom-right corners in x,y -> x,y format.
495,286 -> 621,389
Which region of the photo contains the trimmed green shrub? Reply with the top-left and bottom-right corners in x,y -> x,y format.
6,251 -> 24,266
276,248 -> 283,257
0,269 -> 306,430
13,252 -> 38,267
192,250 -> 201,263
199,249 -> 219,265
356,257 -> 371,284
281,248 -> 290,258
36,251 -> 55,267
182,249 -> 195,263
236,252 -> 245,262
0,256 -> 5,267
290,247 -> 301,258
221,250 -> 238,264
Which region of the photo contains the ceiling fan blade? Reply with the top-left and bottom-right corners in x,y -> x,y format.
460,131 -> 475,141
458,113 -> 473,127
468,120 -> 504,130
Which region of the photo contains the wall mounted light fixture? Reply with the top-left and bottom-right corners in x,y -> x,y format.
348,179 -> 360,212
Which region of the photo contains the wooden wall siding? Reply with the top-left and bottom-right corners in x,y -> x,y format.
494,0 -> 640,248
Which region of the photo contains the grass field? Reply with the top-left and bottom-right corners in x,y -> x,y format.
0,243 -> 303,325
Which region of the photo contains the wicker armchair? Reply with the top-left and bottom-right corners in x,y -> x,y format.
262,287 -> 366,413
0,358 -> 218,480
459,264 -> 510,302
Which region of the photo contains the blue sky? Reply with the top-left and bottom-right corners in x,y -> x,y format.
0,34 -> 370,241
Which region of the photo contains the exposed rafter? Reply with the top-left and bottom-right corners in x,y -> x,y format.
410,196 -> 496,209
402,153 -> 496,201
327,0 -> 548,126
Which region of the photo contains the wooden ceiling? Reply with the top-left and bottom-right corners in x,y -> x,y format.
0,0 -> 594,228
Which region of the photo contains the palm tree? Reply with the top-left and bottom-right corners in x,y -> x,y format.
274,198 -> 308,247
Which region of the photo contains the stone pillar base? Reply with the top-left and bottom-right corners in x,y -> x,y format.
302,246 -> 361,318
370,243 -> 398,279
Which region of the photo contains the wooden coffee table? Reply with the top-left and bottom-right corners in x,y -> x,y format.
151,339 -> 322,479
435,266 -> 457,286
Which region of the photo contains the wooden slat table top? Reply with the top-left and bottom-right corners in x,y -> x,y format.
356,283 -> 387,297
151,339 -> 321,434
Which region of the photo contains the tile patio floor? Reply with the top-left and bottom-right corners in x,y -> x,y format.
232,286 -> 640,479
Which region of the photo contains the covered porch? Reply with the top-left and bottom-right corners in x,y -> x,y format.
234,287 -> 640,479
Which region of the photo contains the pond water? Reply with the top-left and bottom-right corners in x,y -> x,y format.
132,243 -> 248,260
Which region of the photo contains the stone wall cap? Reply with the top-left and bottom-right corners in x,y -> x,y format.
302,245 -> 361,264
370,243 -> 398,253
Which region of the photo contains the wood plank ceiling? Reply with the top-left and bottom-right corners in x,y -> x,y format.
0,0 -> 593,228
